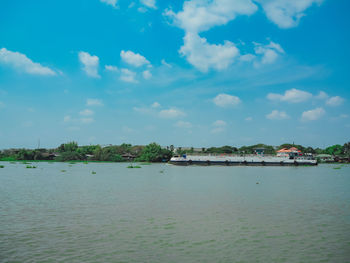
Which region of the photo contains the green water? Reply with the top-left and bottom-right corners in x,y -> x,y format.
1,162 -> 350,262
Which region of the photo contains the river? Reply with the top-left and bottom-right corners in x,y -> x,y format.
1,162 -> 349,262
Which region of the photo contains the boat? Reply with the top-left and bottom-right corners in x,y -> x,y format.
169,154 -> 317,166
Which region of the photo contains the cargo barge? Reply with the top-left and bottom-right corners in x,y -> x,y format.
169,154 -> 317,166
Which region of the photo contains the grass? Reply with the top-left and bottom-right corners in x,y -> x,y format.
140,162 -> 152,165
127,165 -> 142,168
333,167 -> 341,170
26,165 -> 37,168
0,157 -> 16,161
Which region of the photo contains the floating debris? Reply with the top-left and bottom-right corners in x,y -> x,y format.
0,165 -> 4,168
26,165 -> 37,169
127,165 -> 141,169
61,170 -> 66,172
92,171 -> 96,174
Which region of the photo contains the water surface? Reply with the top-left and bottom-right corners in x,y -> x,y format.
1,162 -> 349,262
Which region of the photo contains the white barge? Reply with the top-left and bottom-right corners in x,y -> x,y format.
170,154 -> 317,166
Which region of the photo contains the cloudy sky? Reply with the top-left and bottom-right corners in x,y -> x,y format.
0,0 -> 349,149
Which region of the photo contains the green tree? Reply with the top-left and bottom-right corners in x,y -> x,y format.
58,142 -> 78,152
325,144 -> 344,156
136,143 -> 172,162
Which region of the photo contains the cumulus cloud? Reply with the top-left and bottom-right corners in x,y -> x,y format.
100,0 -> 118,8
174,120 -> 192,128
326,96 -> 344,107
142,70 -> 152,79
301,107 -> 325,121
165,0 -> 257,34
120,50 -> 150,67
0,48 -> 56,76
213,120 -> 227,126
266,110 -> 289,120
79,109 -> 94,116
159,108 -> 186,119
213,93 -> 241,107
78,51 -> 100,78
120,68 -> 138,83
256,0 -> 323,29
165,0 -> 257,72
151,102 -> 161,108
267,88 -> 312,103
180,33 -> 240,72
86,98 -> 104,106
254,41 -> 285,66
316,91 -> 328,100
105,65 -> 119,72
140,0 -> 156,9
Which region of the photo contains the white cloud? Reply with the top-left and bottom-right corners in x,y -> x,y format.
266,110 -> 289,120
161,59 -> 172,68
213,93 -> 241,107
240,54 -> 256,62
0,48 -> 56,76
211,127 -> 226,134
63,115 -> 71,122
301,107 -> 325,121
257,0 -> 323,29
316,91 -> 328,100
165,0 -> 257,34
140,0 -> 156,9
120,50 -> 150,67
180,33 -> 240,72
120,68 -> 138,83
159,108 -> 186,119
78,51 -> 100,78
254,41 -> 285,66
213,120 -> 227,126
105,65 -> 119,72
142,70 -> 152,79
151,102 -> 161,108
100,0 -> 117,8
86,98 -> 104,107
81,117 -> 95,124
79,109 -> 94,116
267,88 -> 312,103
138,7 -> 148,13
326,96 -> 344,107
165,0 -> 257,72
174,120 -> 192,128
245,116 -> 253,121
0,101 -> 5,108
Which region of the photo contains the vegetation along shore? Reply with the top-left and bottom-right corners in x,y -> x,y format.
1,141 -> 349,163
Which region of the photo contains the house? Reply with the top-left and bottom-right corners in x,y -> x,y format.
276,147 -> 301,157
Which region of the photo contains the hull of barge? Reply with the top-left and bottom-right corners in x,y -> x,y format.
169,156 -> 317,166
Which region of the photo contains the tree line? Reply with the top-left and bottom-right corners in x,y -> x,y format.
0,141 -> 349,162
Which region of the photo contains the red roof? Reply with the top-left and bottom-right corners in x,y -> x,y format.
277,147 -> 301,153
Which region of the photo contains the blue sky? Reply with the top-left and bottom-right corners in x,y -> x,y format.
0,0 -> 349,149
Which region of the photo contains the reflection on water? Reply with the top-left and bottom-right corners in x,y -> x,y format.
1,162 -> 350,262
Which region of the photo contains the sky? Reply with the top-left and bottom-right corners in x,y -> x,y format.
0,0 -> 349,149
